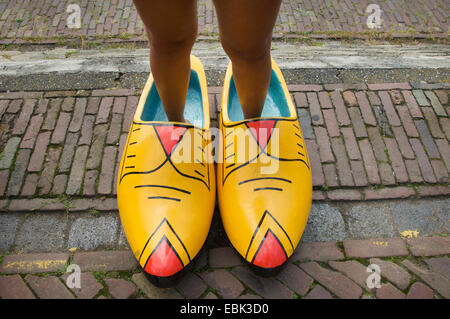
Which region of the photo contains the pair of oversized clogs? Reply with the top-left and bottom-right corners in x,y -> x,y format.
117,55 -> 312,287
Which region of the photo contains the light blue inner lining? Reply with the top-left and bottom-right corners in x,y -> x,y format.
227,70 -> 291,122
141,70 -> 204,127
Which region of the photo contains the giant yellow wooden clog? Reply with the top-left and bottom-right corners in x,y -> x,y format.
217,58 -> 312,275
117,55 -> 215,287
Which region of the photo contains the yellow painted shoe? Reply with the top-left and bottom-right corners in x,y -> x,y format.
217,58 -> 312,275
117,55 -> 215,287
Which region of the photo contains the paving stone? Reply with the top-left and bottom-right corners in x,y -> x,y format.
42,98 -> 62,130
292,241 -> 344,262
86,124 -> 108,169
0,253 -> 69,274
440,118 -> 450,140
78,115 -> 95,145
402,259 -> 450,299
104,278 -> 137,299
389,90 -> 404,105
422,107 -> 444,138
342,91 -> 357,107
330,91 -> 350,126
209,247 -> 242,268
391,126 -> 415,159
61,272 -> 103,299
396,105 -> 419,137
430,198 -> 450,232
106,113 -> 122,144
329,260 -> 371,291
331,137 -> 354,186
314,127 -> 334,163
300,262 -> 362,299
96,97 -> 113,124
344,238 -> 408,258
72,251 -> 137,272
20,114 -> 44,149
434,90 -> 449,105
307,92 -> 323,125
6,99 -> 22,113
384,137 -> 408,183
0,137 -> 21,169
368,83 -> 411,90
25,275 -> 74,299
51,112 -> 71,144
431,160 -> 449,183
0,274 -> 35,299
369,258 -> 411,290
345,203 -> 396,239
347,107 -> 368,138
203,292 -> 219,299
410,138 -> 437,183
318,91 -> 332,109
7,149 -> 31,196
364,187 -> 415,200
322,163 -> 339,187
403,90 -> 424,117
83,170 -> 98,196
414,120 -> 440,159
372,103 -> 393,137
377,163 -> 395,185
98,146 -> 117,195
290,84 -> 323,92
92,89 -> 135,97
0,170 -> 8,196
301,203 -> 347,242
68,216 -> 118,251
379,91 -> 401,126
37,147 -> 61,195
408,236 -> 450,257
12,99 -> 36,135
112,96 -> 127,114
326,189 -> 362,200
238,294 -> 262,299
0,214 -> 19,252
354,91 -> 377,126
294,92 -> 308,108
278,263 -> 313,297
367,127 -> 388,162
176,272 -> 207,299
86,97 -> 101,114
132,272 -> 183,299
305,139 -> 324,186
417,186 -> 450,197
435,139 -> 450,173
231,266 -> 293,299
424,91 -> 446,116
322,109 -> 339,137
61,97 -> 75,112
411,90 -> 430,108
122,96 -> 139,133
405,159 -> 423,183
15,213 -> 68,253
341,127 -> 361,160
201,269 -> 245,299
407,282 -> 434,299
376,283 -> 405,299
304,285 -> 333,299
51,174 -> 67,195
297,108 -> 314,139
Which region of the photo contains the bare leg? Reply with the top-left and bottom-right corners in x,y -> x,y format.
133,0 -> 198,122
213,0 -> 282,119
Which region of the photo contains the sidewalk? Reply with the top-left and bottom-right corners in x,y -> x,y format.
0,0 -> 448,46
0,236 -> 449,299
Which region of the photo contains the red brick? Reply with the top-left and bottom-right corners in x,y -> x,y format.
407,282 -> 434,299
98,146 -> 117,195
330,91 -> 350,126
376,283 -> 405,299
314,127 -> 334,163
25,275 -> 74,299
347,107 -> 368,138
344,238 -> 408,258
209,247 -> 242,268
122,96 -> 138,132
176,272 -> 207,299
322,109 -> 340,137
300,262 -> 362,299
425,257 -> 450,279
439,118 -> 450,140
410,138 -> 437,183
389,90 -> 404,105
0,274 -> 35,299
112,96 -> 127,114
72,251 -> 137,271
396,105 -> 419,137
292,242 -> 345,262
369,258 -> 411,290
106,113 -> 122,145
367,127 -> 388,162
289,84 -> 323,92
28,131 -> 51,172
104,278 -> 137,299
392,126 -> 415,159
323,83 -> 367,91
12,99 -> 36,135
201,269 -> 244,299
68,98 -> 87,133
329,260 -> 370,290
51,112 -> 71,144
364,186 -> 415,200
61,97 -> 75,112
0,253 -> 69,274
355,91 -> 377,126
431,160 -> 448,183
402,259 -> 450,299
86,97 -> 101,114
294,92 -> 308,107
79,115 -> 95,145
322,163 -> 339,187
318,91 -> 332,109
278,263 -> 314,297
96,97 -> 113,124
6,99 -> 22,113
350,160 -> 368,187
312,190 -> 326,200
305,285 -> 333,299
327,189 -> 362,200
402,90 -> 423,118
379,91 -> 401,126
435,139 -> 450,173
434,90 -> 449,105
405,159 -> 423,183
384,137 -> 408,183
367,91 -> 381,106
358,138 -> 380,185
0,170 -> 9,196
331,137 -> 354,186
305,139 -> 324,186
307,92 -> 323,125
368,83 -> 411,90
408,236 -> 450,257
20,114 -> 44,149
342,91 -> 357,107
422,108 -> 444,139
92,89 -> 135,97
61,272 -> 103,299
341,127 -> 361,160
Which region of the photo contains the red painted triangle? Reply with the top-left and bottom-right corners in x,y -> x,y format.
246,120 -> 276,150
253,230 -> 287,268
154,125 -> 187,155
144,237 -> 183,277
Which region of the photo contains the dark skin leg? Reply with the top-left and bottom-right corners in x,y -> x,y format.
132,0 -> 197,123
213,0 -> 282,119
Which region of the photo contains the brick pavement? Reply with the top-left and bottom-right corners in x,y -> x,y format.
0,82 -> 449,211
0,236 -> 448,299
0,0 -> 448,46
